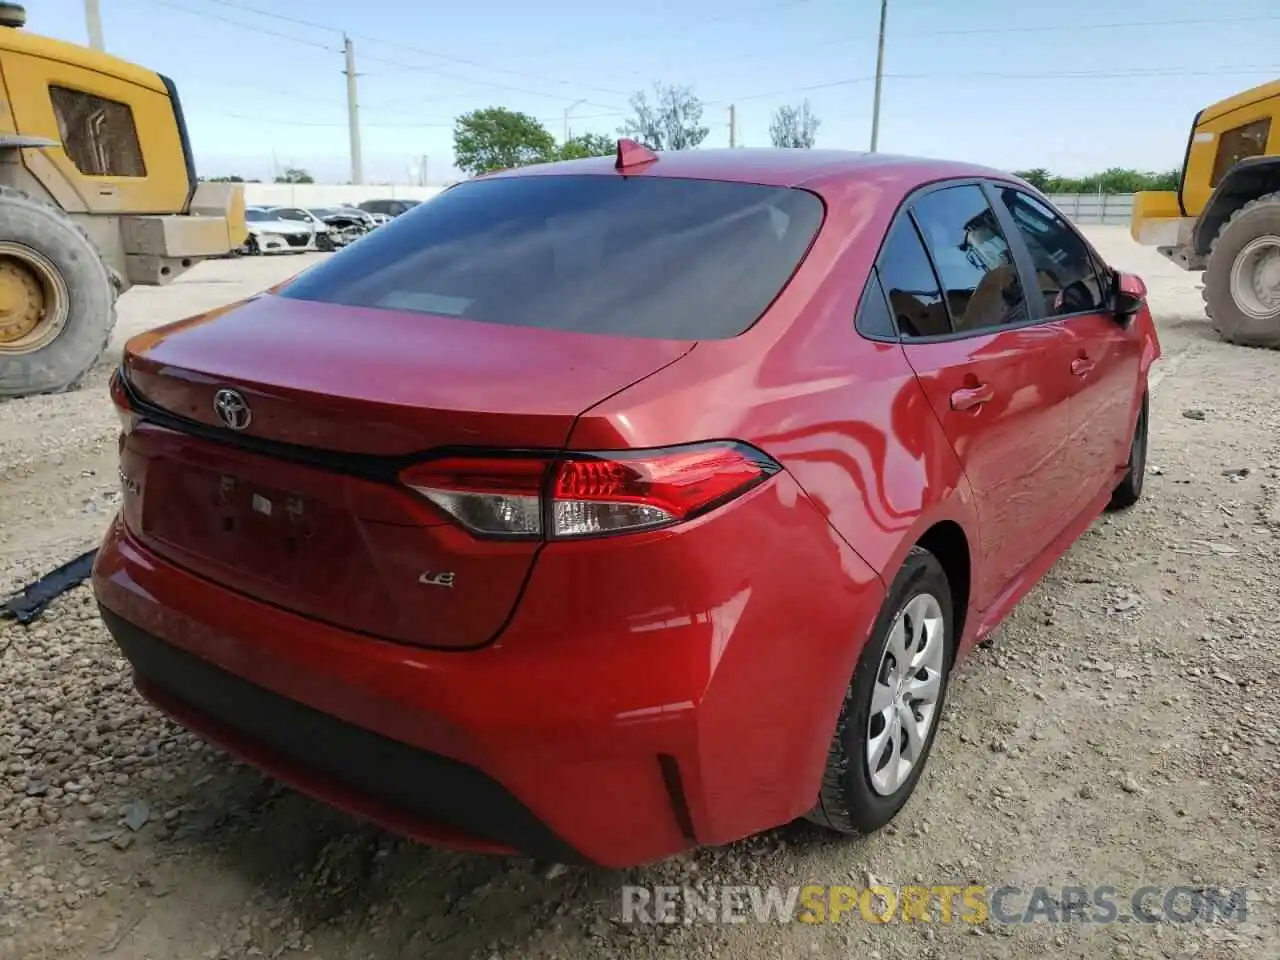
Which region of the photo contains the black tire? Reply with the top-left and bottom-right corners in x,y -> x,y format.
1203,191 -> 1280,349
1107,390 -> 1148,510
0,186 -> 116,398
805,546 -> 954,835
316,231 -> 335,252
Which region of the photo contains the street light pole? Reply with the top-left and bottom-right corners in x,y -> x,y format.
344,34 -> 363,185
84,0 -> 104,50
869,0 -> 888,152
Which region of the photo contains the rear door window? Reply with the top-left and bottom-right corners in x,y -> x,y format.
876,217 -> 950,338
910,184 -> 1028,333
281,175 -> 824,340
855,268 -> 897,338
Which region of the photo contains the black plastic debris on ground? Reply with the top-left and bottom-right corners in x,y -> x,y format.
1,548 -> 99,625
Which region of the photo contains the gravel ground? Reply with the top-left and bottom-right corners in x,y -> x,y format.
1,232 -> 1277,960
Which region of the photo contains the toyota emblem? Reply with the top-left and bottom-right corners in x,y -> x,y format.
213,389 -> 252,431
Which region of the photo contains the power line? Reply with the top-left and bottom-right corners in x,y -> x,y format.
193,76 -> 345,108
153,1 -> 1280,130
207,63 -> 1280,131
190,0 -> 342,34
356,51 -> 624,109
885,65 -> 1280,82
346,41 -> 626,98
153,1 -> 627,114
478,0 -> 818,61
905,13 -> 1280,37
152,0 -> 337,51
197,0 -> 815,81
191,0 -> 628,97
211,107 -> 628,130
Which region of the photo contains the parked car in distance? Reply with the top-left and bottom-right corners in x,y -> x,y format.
306,207 -> 377,246
357,197 -> 421,221
240,207 -> 318,255
96,144 -> 1159,869
265,207 -> 336,251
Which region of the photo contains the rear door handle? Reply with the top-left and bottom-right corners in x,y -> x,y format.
1071,358 -> 1095,376
950,383 -> 994,411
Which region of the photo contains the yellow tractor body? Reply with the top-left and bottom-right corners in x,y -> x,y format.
1130,79 -> 1280,347
0,3 -> 246,396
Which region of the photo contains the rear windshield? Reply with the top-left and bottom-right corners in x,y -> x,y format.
280,174 -> 825,340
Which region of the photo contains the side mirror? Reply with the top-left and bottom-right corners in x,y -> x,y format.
1115,289 -> 1145,318
1110,268 -> 1145,324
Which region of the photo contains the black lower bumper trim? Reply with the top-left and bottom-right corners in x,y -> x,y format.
99,606 -> 586,863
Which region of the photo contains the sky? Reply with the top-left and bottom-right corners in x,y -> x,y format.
25,0 -> 1280,184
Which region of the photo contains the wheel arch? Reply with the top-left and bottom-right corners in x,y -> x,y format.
914,520 -> 972,659
1194,157 -> 1280,255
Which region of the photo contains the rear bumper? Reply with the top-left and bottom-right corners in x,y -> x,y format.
101,606 -> 581,861
92,473 -> 885,867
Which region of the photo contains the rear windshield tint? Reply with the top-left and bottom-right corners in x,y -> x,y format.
280,174 -> 825,340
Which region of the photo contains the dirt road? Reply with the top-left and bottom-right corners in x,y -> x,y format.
1,233 -> 1277,959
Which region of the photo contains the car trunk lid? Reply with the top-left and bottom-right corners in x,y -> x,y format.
118,295 -> 692,648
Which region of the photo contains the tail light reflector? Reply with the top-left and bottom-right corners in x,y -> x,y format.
401,442 -> 779,540
407,457 -> 548,537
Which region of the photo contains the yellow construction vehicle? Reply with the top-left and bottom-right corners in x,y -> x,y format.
1131,79 -> 1280,348
0,2 -> 245,397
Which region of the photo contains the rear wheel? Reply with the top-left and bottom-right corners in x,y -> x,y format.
0,186 -> 116,398
1203,192 -> 1280,349
806,547 -> 954,835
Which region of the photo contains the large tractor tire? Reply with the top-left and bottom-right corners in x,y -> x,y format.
1203,192 -> 1280,349
0,186 -> 116,399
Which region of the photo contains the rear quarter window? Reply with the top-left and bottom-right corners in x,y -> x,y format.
281,175 -> 825,340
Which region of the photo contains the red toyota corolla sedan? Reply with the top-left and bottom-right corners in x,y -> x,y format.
93,143 -> 1160,868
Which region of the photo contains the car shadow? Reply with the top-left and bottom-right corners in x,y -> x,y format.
145,743 -> 874,958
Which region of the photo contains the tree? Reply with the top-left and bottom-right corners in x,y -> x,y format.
205,174 -> 246,183
274,167 -> 313,184
768,100 -> 820,149
1013,168 -> 1052,191
453,107 -> 556,176
1007,167 -> 1185,194
556,132 -> 616,161
619,84 -> 709,151
1146,169 -> 1182,191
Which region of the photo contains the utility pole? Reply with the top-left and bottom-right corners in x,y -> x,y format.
563,98 -> 586,143
869,0 -> 888,152
420,153 -> 428,186
84,0 -> 104,50
729,104 -> 736,148
344,34 -> 363,185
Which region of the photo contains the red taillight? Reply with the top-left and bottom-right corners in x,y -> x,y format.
400,442 -> 779,540
108,368 -> 138,436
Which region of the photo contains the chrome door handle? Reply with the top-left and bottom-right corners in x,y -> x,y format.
950,384 -> 993,411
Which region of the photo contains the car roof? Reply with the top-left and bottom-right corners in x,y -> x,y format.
480,147 -> 1013,190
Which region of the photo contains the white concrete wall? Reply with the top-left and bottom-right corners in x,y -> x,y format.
1045,193 -> 1136,226
243,184 -> 446,208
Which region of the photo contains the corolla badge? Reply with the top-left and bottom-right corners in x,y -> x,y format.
213,389 -> 252,431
